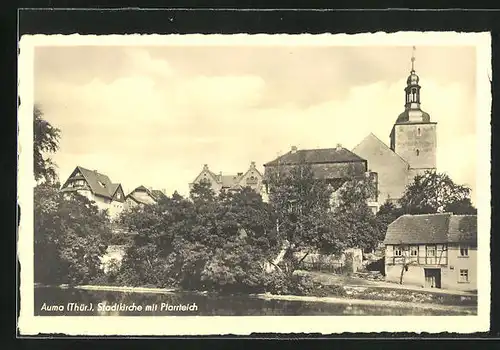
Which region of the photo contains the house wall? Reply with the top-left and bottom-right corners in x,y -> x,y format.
385,243 -> 477,291
238,168 -> 263,192
74,189 -> 123,219
108,201 -> 125,219
444,245 -> 477,291
190,171 -> 223,194
125,197 -> 138,210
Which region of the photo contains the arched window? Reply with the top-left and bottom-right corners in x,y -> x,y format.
417,127 -> 421,136
416,149 -> 420,156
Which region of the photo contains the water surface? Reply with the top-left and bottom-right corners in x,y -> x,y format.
34,286 -> 470,316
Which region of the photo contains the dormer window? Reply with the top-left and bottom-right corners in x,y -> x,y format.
98,181 -> 106,187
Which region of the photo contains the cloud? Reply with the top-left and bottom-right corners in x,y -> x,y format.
35,46 -> 477,201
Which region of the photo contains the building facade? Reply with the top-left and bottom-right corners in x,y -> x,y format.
263,144 -> 379,213
353,51 -> 437,207
60,166 -> 126,219
384,213 -> 477,291
189,162 -> 265,196
125,185 -> 165,209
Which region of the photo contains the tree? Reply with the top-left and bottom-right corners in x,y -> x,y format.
266,162 -> 342,275
399,171 -> 476,214
34,104 -> 61,184
332,177 -> 382,252
34,183 -> 112,285
375,201 -> 404,239
116,183 -> 274,293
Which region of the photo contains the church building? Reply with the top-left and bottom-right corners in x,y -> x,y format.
353,48 -> 437,207
263,48 -> 437,212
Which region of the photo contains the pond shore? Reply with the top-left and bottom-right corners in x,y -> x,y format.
38,283 -> 476,314
252,293 -> 476,314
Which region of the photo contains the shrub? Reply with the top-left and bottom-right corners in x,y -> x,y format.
262,271 -> 315,296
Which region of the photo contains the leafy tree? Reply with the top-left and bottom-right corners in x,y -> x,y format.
34,104 -> 60,184
266,163 -> 343,275
375,200 -> 404,238
34,184 -> 112,285
117,183 -> 274,293
399,171 -> 476,214
332,177 -> 382,252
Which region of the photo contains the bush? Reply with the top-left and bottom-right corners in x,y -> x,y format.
262,271 -> 315,296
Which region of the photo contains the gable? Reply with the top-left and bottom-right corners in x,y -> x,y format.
353,133 -> 409,203
353,133 -> 408,169
61,167 -> 91,190
111,184 -> 126,202
193,169 -> 220,185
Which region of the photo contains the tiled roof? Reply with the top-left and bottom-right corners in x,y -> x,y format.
65,166 -> 121,199
384,213 -> 477,245
448,215 -> 478,245
221,175 -> 241,188
264,147 -> 366,167
127,193 -> 153,205
151,189 -> 165,200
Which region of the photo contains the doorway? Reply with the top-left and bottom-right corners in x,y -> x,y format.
424,268 -> 441,288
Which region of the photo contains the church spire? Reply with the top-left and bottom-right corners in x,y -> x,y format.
405,46 -> 421,108
411,45 -> 416,72
394,46 -> 431,124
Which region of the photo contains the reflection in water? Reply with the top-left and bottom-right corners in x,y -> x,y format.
35,287 -> 467,316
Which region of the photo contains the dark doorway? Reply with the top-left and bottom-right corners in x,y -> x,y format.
424,268 -> 441,288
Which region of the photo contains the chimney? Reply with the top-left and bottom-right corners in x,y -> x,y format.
336,143 -> 342,151
250,161 -> 256,168
291,146 -> 298,154
203,164 -> 209,170
237,172 -> 243,177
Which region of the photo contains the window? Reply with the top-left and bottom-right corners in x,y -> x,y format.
410,246 -> 418,256
117,193 -> 121,200
394,246 -> 402,256
460,245 -> 469,257
417,127 -> 421,136
416,149 -> 420,156
459,269 -> 469,283
426,245 -> 436,257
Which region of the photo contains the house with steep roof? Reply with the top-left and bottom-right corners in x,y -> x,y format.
125,185 -> 165,209
189,162 -> 264,196
263,144 -> 379,213
384,213 -> 477,291
60,166 -> 126,219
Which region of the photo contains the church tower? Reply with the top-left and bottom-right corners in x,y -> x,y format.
389,47 -> 437,179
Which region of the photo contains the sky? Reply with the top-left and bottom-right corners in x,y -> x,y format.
34,44 -> 477,201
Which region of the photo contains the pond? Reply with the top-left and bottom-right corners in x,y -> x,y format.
34,286 -> 468,316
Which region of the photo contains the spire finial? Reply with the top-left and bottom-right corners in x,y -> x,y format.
411,46 -> 416,72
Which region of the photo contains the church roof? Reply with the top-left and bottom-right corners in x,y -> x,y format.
264,147 -> 366,167
352,133 -> 409,168
395,108 -> 431,124
384,213 -> 477,245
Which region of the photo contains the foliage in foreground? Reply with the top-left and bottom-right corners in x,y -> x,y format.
34,184 -> 112,285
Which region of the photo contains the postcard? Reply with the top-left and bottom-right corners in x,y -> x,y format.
17,31 -> 491,335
